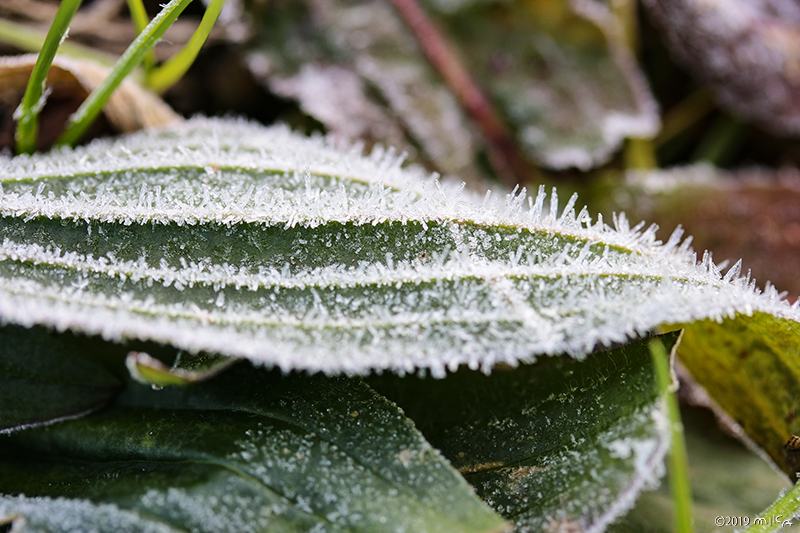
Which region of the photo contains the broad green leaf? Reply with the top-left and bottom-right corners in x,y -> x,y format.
368,333 -> 677,531
0,362 -> 508,533
2,117 -> 800,380
0,324 -> 119,434
675,312 -> 800,474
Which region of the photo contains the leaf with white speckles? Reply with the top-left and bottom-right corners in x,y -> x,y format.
2,117 -> 800,380
0,362 -> 509,533
369,332 -> 677,532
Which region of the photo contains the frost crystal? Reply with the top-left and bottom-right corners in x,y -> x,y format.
0,117 -> 798,375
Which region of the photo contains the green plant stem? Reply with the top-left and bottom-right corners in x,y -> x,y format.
651,337 -> 694,533
625,138 -> 657,170
14,0 -> 82,155
691,114 -> 746,166
146,0 -> 226,93
612,0 -> 657,170
126,0 -> 156,71
610,0 -> 639,55
55,0 -> 194,148
743,482 -> 800,533
656,88 -> 715,147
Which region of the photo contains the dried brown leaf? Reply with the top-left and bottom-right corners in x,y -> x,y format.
0,54 -> 181,151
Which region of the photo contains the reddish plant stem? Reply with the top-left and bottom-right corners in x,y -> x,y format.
388,0 -> 537,187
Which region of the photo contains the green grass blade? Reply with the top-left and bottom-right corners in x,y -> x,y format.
145,0 -> 225,93
125,0 -> 156,71
14,0 -> 82,155
743,481 -> 800,533
0,19 -> 116,67
55,0 -> 193,148
651,337 -> 694,533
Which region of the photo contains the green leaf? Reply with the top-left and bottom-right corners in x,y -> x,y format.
675,312 -> 800,475
2,117 -> 800,380
0,362 -> 508,533
368,333 -> 678,531
0,324 -> 120,434
125,350 -> 238,386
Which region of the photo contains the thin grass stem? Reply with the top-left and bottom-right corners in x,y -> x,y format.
146,0 -> 226,93
650,337 -> 694,533
14,0 -> 82,154
55,0 -> 193,148
126,0 -> 156,71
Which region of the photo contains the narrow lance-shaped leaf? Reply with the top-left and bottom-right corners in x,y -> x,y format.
368,333 -> 678,532
1,117 -> 798,383
0,362 -> 509,533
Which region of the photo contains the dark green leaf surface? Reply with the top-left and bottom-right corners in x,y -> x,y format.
0,363 -> 508,533
0,324 -> 119,434
369,333 -> 679,531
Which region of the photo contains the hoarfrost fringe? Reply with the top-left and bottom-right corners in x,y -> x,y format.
0,117 -> 798,376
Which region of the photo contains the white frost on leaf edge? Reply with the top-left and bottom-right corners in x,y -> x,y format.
1,117 -> 799,377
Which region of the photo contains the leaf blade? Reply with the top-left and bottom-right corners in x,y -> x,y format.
0,362 -> 509,533
0,324 -> 120,434
368,333 -> 679,531
2,118 -> 800,378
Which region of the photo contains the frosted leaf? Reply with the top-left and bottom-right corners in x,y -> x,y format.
430,0 -> 659,170
598,164 -> 800,300
0,495 -> 177,533
0,363 -> 508,533
249,0 -> 483,184
369,333 -> 677,532
1,117 -> 800,378
247,0 -> 657,175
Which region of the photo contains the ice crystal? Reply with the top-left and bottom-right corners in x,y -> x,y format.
0,117 -> 798,375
